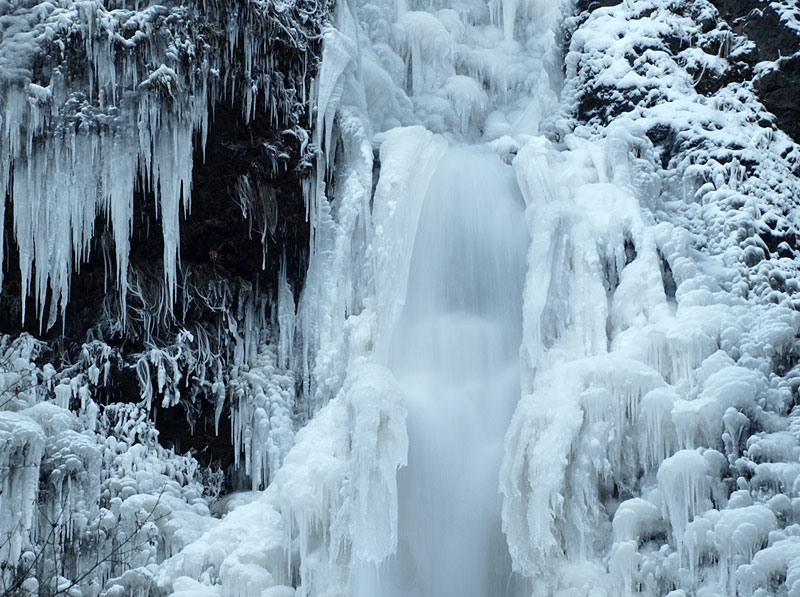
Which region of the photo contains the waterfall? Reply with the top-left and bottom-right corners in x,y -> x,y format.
158,0 -> 570,592
353,146 -> 529,596
4,0 -> 800,595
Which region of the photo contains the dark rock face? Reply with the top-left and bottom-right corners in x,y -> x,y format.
645,123 -> 679,170
710,0 -> 800,142
712,0 -> 796,61
572,0 -> 800,144
756,54 -> 800,142
187,100 -> 310,294
565,0 -> 800,312
574,0 -> 621,14
576,83 -> 641,126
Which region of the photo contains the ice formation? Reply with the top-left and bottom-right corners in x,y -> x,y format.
3,0 -> 800,595
0,0 -> 323,593
0,0 -> 320,326
0,335 -> 213,595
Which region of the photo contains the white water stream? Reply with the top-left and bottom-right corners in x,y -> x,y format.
357,146 -> 529,596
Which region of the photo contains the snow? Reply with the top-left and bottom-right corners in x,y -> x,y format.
0,334 -> 215,594
714,505 -> 778,592
500,370 -> 585,578
492,0 -> 800,592
657,450 -> 712,555
0,410 -> 46,571
613,498 -> 663,544
158,361 -> 407,597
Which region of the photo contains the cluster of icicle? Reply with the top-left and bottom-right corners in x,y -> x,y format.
129,261 -> 299,491
502,121 -> 800,595
495,1 -> 800,594
0,0 -> 323,593
0,0 -> 320,328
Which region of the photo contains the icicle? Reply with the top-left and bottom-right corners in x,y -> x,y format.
657,450 -> 711,556
277,256 -> 296,370
499,371 -> 584,578
638,387 -> 679,474
0,412 -> 45,576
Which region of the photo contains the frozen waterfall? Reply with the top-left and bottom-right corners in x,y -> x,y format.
132,0 -> 800,594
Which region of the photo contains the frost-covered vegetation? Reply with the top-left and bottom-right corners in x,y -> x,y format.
0,334 -> 213,596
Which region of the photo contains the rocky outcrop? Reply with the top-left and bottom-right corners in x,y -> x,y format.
711,0 -> 800,141
560,1 -> 800,592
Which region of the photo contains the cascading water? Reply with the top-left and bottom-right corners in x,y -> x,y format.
355,146 -> 529,596
157,0 -> 572,593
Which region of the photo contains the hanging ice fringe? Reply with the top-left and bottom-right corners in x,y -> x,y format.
0,0 -> 323,328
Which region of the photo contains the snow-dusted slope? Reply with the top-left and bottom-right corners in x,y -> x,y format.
516,1 -> 800,593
